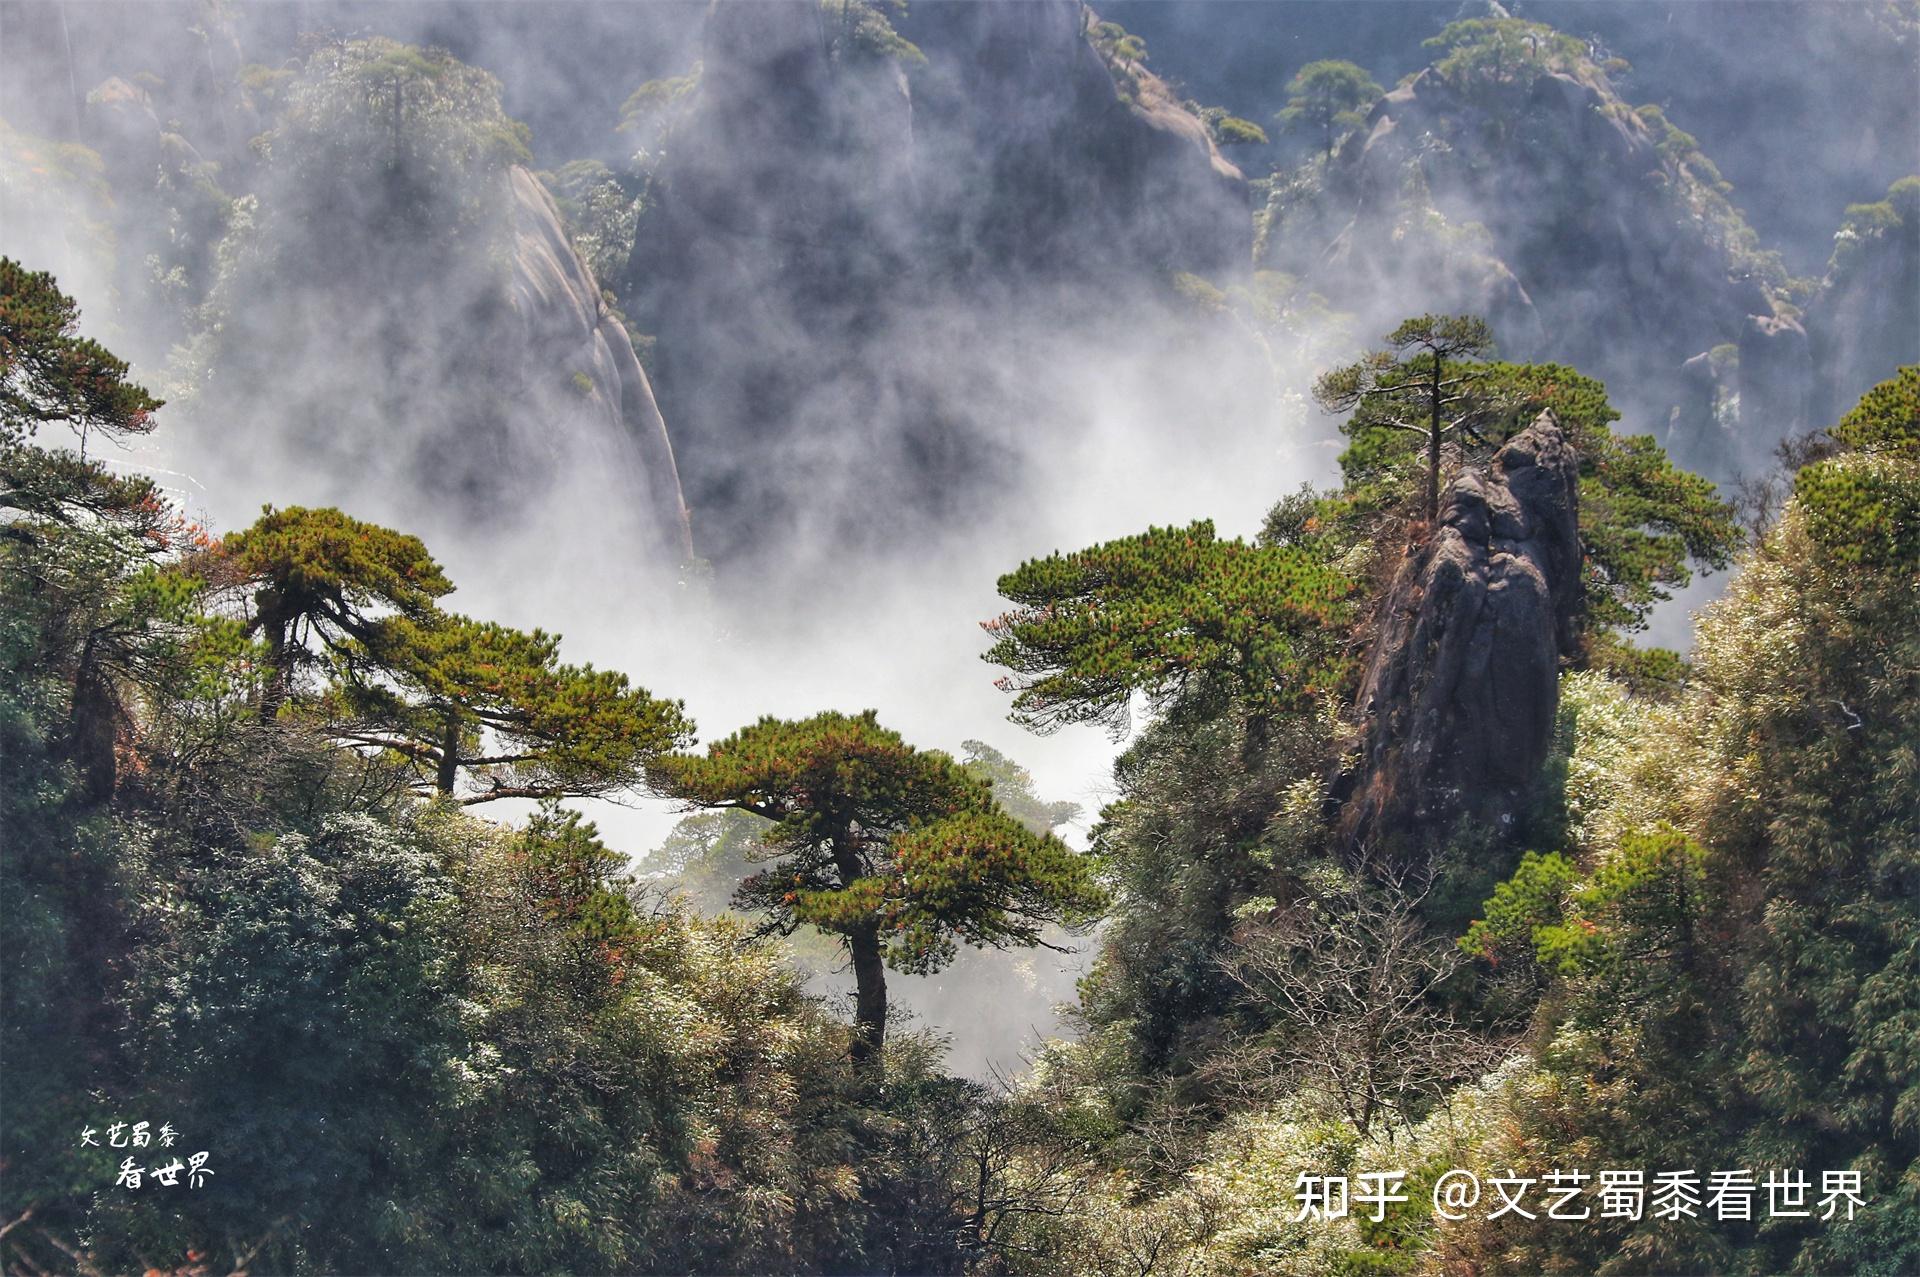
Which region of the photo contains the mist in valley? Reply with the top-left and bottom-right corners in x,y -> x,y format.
3,0 -> 1914,1081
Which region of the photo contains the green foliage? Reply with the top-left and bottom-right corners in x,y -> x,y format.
1,256 -> 163,448
1320,331 -> 1740,637
255,38 -> 529,238
1829,363 -> 1920,456
823,0 -> 926,67
984,521 -> 1352,737
328,39 -> 529,170
1636,103 -> 1732,194
1445,375 -> 1920,1274
341,611 -> 694,803
1089,20 -> 1149,66
1276,60 -> 1383,157
220,505 -> 451,633
649,710 -> 1104,1067
959,738 -> 1080,834
1459,849 -> 1577,968
543,159 -> 640,287
1484,362 -> 1741,634
1199,107 -> 1269,148
618,62 -> 701,169
213,505 -> 691,802
1313,313 -> 1496,520
1423,18 -> 1587,91
1829,174 -> 1920,281
1,275 -> 1024,1274
1794,366 -> 1920,568
215,504 -> 449,709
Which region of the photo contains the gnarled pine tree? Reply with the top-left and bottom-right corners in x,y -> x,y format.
648,711 -> 1105,1074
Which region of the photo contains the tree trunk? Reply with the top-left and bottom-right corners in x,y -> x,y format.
67,633 -> 118,805
436,712 -> 460,795
1427,355 -> 1443,521
847,924 -> 888,1077
259,611 -> 293,723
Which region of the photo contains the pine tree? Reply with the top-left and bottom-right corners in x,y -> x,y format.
1313,314 -> 1496,522
1317,331 -> 1740,646
1,256 -> 162,452
1276,60 -> 1383,158
335,611 -> 693,804
215,505 -> 452,717
648,711 -> 1105,1073
982,520 -> 1351,739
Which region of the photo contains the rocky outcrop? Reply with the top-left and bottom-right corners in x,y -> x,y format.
506,166 -> 692,560
1807,177 -> 1920,427
1342,411 -> 1582,851
1262,45 -> 1790,465
902,0 -> 1249,278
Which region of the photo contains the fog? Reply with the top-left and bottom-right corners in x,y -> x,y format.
3,0 -> 1907,1076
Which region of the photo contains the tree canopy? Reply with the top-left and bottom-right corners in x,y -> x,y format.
1276,59 -> 1383,157
1,257 -> 162,451
982,520 -> 1352,739
648,710 -> 1105,1071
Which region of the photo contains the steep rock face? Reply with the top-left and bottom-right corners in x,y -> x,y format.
1343,410 -> 1582,850
1735,312 -> 1813,457
1680,180 -> 1918,472
626,0 -> 1250,560
1261,51 -> 1788,470
902,0 -> 1248,278
506,166 -> 692,560
1807,177 -> 1920,427
192,154 -> 692,566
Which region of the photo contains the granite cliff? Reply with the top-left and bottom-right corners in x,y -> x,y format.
1342,409 -> 1583,851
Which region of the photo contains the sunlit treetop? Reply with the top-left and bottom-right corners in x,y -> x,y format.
217,504 -> 452,649
648,710 -> 1104,973
983,520 -> 1354,738
0,257 -> 162,448
1794,366 -> 1920,570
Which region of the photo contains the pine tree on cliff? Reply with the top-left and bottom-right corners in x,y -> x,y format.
1314,314 -> 1496,521
1316,329 -> 1741,652
647,711 -> 1105,1075
1276,59 -> 1383,158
